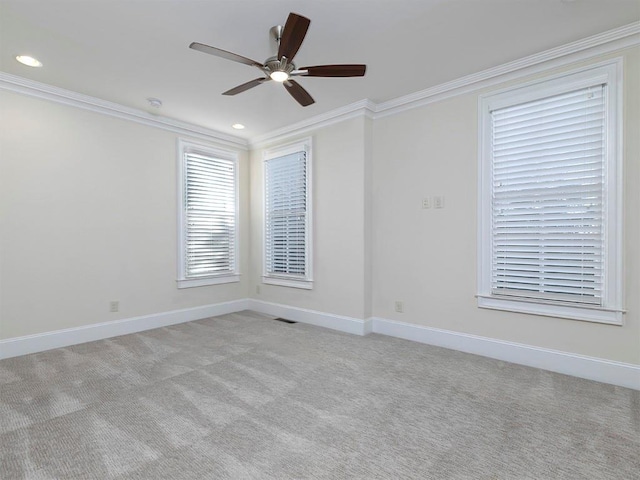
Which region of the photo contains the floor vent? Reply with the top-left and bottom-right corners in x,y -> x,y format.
273,317 -> 297,324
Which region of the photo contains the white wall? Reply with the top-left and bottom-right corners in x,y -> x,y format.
249,116 -> 372,320
2,44 -> 638,371
0,91 -> 249,340
371,48 -> 640,364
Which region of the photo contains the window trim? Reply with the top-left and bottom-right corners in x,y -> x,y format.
477,59 -> 624,325
262,137 -> 313,290
177,138 -> 240,289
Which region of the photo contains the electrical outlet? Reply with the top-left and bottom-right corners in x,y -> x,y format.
109,301 -> 119,313
422,197 -> 431,209
256,285 -> 261,294
434,196 -> 445,209
394,301 -> 404,313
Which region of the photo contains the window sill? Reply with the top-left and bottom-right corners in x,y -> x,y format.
177,274 -> 240,289
263,276 -> 313,290
477,295 -> 623,325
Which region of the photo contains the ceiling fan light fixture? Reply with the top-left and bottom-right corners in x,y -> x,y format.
16,55 -> 42,67
269,70 -> 289,82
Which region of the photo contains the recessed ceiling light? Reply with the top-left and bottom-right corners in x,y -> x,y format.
147,97 -> 162,108
16,55 -> 43,67
232,123 -> 245,130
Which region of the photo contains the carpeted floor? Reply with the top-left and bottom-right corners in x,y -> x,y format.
1,311 -> 638,479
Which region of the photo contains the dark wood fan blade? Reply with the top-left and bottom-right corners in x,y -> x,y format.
222,78 -> 268,96
284,80 -> 314,107
277,13 -> 310,61
189,42 -> 263,68
298,64 -> 367,77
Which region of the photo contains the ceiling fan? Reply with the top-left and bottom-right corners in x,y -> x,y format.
189,12 -> 367,107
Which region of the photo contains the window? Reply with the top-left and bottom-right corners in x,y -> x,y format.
478,61 -> 623,324
263,138 -> 313,289
177,139 -> 239,288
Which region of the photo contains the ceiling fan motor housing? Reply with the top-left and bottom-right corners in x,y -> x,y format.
264,56 -> 295,76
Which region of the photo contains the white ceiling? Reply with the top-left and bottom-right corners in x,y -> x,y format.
1,0 -> 638,139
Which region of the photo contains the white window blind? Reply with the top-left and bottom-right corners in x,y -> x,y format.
182,148 -> 237,280
264,146 -> 310,283
490,85 -> 606,305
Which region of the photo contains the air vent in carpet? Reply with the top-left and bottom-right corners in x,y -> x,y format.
273,317 -> 297,324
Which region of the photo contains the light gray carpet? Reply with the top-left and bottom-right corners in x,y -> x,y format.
1,311 -> 638,479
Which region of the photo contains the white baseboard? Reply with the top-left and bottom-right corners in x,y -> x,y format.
371,317 -> 640,391
2,300 -> 637,390
0,299 -> 249,360
248,299 -> 369,336
363,317 -> 374,335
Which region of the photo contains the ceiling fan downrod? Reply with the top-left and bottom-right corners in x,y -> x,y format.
269,25 -> 284,52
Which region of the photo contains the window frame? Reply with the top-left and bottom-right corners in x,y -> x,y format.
477,59 -> 624,325
262,137 -> 313,290
177,138 -> 240,289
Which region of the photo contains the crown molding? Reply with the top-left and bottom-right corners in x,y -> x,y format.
249,99 -> 376,148
0,72 -> 249,150
250,22 -> 638,144
1,22 -> 638,149
373,21 -> 640,119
